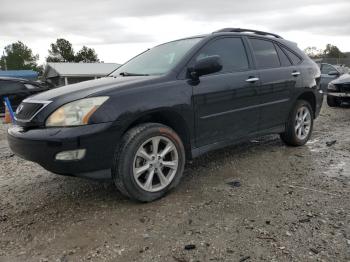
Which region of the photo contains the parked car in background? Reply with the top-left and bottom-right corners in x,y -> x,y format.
0,77 -> 48,114
320,63 -> 349,92
8,28 -> 323,202
327,73 -> 350,107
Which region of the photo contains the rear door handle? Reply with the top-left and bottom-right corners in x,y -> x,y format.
292,71 -> 301,76
246,77 -> 259,83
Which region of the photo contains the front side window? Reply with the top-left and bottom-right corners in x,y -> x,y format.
111,38 -> 203,76
194,37 -> 249,74
250,38 -> 280,69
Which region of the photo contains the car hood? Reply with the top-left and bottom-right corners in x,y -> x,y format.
332,73 -> 350,84
30,76 -> 160,101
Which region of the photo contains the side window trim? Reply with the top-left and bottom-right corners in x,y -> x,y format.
274,43 -> 293,67
278,43 -> 303,65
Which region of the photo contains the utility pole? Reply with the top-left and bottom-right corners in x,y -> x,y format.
2,51 -> 7,70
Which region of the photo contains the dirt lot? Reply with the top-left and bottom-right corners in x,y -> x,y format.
0,102 -> 349,262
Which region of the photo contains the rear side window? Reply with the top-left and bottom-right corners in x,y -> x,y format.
275,44 -> 292,67
281,47 -> 302,65
195,37 -> 249,73
250,38 -> 280,69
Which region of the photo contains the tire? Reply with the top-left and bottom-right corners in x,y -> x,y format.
112,123 -> 185,202
280,100 -> 313,146
327,95 -> 341,107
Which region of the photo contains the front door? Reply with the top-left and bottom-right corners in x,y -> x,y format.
191,37 -> 261,147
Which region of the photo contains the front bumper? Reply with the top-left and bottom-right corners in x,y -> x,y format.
7,122 -> 121,179
327,92 -> 350,98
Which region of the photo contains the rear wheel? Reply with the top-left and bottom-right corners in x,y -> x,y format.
280,100 -> 313,146
327,95 -> 341,107
112,123 -> 185,202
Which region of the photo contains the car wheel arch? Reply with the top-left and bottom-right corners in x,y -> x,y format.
295,91 -> 316,118
120,109 -> 193,160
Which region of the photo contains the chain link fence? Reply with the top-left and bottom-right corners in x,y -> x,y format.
313,58 -> 350,67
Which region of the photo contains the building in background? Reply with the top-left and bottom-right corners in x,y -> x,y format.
43,62 -> 120,87
0,70 -> 39,80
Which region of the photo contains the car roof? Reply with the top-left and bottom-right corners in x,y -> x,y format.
167,28 -> 285,43
179,28 -> 298,49
213,28 -> 283,39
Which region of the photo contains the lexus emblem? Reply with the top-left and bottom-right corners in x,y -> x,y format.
16,104 -> 24,114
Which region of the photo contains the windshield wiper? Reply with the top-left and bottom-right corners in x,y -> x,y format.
119,72 -> 149,77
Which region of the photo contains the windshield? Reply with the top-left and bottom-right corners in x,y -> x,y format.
111,38 -> 203,76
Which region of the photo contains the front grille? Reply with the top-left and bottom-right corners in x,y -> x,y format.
15,102 -> 44,121
339,84 -> 350,93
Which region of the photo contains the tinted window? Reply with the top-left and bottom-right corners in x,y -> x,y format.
275,45 -> 292,67
250,38 -> 280,69
195,38 -> 249,73
321,64 -> 336,74
0,81 -> 26,95
282,47 -> 302,65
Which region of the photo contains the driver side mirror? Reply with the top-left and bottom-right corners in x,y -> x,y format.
189,55 -> 223,80
328,70 -> 340,76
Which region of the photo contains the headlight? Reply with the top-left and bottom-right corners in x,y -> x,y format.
328,83 -> 337,91
46,97 -> 109,127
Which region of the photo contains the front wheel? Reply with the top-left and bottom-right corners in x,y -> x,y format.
280,100 -> 313,146
112,123 -> 185,202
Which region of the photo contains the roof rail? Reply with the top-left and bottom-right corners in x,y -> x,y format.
213,28 -> 283,39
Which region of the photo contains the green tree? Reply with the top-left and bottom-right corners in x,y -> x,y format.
47,38 -> 75,62
0,41 -> 40,71
323,44 -> 346,58
75,46 -> 99,63
304,46 -> 323,59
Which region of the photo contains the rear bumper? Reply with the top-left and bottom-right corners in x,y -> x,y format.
7,122 -> 121,179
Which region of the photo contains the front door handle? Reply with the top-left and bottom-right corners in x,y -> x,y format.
246,77 -> 259,83
292,71 -> 301,76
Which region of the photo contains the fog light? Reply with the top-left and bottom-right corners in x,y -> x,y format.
55,149 -> 86,161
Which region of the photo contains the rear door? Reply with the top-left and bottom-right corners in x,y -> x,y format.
191,37 -> 261,147
248,38 -> 299,131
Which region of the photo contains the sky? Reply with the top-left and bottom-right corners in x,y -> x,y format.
1,0 -> 350,65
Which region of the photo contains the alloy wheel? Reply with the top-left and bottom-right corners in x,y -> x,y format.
295,106 -> 311,140
133,136 -> 179,192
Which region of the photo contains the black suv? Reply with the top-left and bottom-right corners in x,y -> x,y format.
8,28 -> 323,202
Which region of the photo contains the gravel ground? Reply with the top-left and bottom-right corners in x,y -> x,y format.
0,102 -> 349,262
